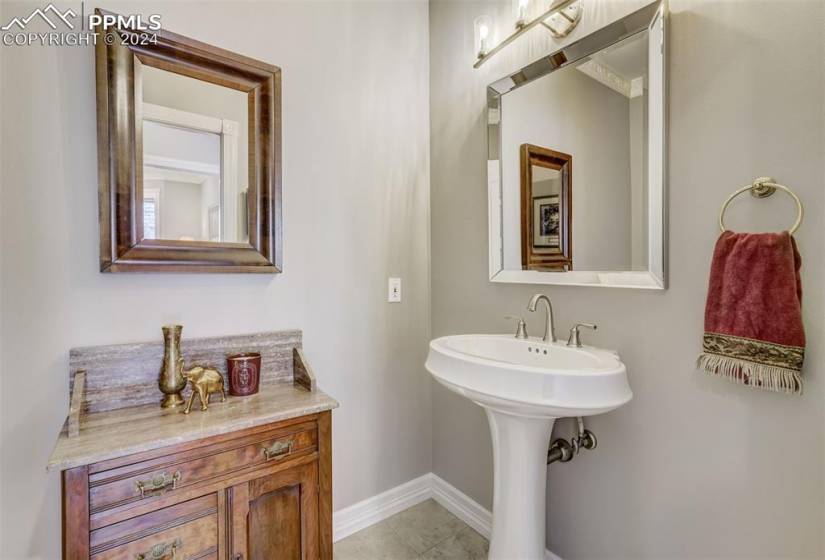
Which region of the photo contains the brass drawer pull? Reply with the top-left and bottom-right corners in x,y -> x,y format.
262,440 -> 293,461
135,538 -> 181,560
135,470 -> 181,498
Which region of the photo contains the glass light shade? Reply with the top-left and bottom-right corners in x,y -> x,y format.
513,0 -> 530,28
474,15 -> 493,59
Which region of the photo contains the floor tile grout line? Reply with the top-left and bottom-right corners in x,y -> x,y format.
385,509 -> 462,557
416,526 -> 489,560
384,518 -> 425,558
413,527 -> 458,557
384,499 -> 472,557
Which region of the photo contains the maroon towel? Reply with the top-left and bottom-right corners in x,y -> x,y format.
697,231 -> 805,394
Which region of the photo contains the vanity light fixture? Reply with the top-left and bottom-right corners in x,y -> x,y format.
473,0 -> 582,69
474,15 -> 493,59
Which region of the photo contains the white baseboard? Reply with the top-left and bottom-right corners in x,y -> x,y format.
333,472 -> 562,560
429,473 -> 492,540
333,473 -> 433,542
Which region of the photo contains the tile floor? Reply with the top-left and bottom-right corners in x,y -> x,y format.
333,499 -> 489,559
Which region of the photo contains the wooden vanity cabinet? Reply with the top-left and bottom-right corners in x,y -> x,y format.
63,411 -> 332,560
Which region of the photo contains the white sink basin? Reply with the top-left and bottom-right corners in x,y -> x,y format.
426,334 -> 632,560
426,334 -> 632,417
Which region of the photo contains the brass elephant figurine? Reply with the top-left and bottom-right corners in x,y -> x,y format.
182,366 -> 226,414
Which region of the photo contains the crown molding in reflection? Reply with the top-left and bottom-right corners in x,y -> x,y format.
576,59 -> 644,99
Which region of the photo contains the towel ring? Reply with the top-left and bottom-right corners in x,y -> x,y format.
719,177 -> 803,234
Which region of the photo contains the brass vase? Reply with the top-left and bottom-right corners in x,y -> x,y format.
159,325 -> 186,408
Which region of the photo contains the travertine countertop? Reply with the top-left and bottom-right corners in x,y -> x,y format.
47,382 -> 338,472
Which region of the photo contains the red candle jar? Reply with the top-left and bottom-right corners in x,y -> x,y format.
227,352 -> 261,396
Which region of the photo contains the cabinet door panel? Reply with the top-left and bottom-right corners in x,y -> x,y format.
235,462 -> 318,560
249,484 -> 302,559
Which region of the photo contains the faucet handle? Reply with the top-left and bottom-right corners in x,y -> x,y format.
505,315 -> 529,339
567,323 -> 597,347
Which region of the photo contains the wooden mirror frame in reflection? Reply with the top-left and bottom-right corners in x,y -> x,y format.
519,144 -> 572,271
95,10 -> 282,273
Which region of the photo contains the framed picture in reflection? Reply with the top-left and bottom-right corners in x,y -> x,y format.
533,195 -> 560,248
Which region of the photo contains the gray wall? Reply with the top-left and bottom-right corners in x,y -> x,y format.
430,0 -> 824,558
158,180 -> 205,241
0,1 -> 431,558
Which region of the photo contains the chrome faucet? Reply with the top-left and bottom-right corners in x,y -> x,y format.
527,293 -> 556,342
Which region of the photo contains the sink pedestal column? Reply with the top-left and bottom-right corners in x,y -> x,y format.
484,407 -> 555,560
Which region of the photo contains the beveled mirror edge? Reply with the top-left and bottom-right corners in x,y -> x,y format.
94,9 -> 282,273
487,0 -> 668,290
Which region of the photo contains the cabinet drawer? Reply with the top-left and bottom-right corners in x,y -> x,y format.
90,494 -> 217,559
90,423 -> 316,514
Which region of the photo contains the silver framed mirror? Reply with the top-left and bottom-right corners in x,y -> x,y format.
487,0 -> 666,289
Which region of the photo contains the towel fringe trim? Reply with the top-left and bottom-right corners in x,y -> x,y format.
697,353 -> 803,395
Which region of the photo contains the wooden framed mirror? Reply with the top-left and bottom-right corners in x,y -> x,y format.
520,144 -> 572,271
95,10 -> 281,273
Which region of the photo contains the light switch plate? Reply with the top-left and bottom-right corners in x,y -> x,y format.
388,277 -> 401,303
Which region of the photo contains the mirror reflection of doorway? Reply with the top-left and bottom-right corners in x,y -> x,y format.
141,64 -> 249,244
142,118 -> 222,242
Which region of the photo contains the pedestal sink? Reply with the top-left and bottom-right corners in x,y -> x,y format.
426,334 -> 632,560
